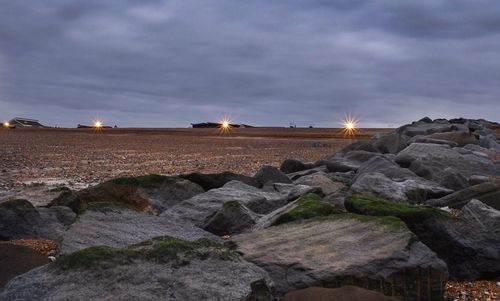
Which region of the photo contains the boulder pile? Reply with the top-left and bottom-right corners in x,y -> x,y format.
0,117 -> 499,301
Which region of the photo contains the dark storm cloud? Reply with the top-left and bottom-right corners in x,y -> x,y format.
1,0 -> 500,127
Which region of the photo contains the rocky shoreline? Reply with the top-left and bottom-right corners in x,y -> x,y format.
0,117 -> 499,300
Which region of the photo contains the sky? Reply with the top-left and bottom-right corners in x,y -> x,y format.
1,1 -> 500,128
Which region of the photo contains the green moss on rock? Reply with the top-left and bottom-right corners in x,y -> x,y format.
345,194 -> 452,222
56,236 -> 236,271
272,193 -> 338,226
85,201 -> 134,213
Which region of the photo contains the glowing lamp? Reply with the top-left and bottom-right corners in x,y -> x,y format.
342,116 -> 358,137
219,117 -> 232,134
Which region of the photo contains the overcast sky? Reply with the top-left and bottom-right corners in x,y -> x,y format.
1,1 -> 500,128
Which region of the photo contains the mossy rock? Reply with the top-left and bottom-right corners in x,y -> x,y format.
330,213 -> 407,232
345,194 -> 452,222
111,174 -> 178,187
56,236 -> 236,270
0,199 -> 35,211
84,201 -> 134,213
272,193 -> 339,226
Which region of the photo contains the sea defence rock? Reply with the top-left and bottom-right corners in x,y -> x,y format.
253,165 -> 292,186
280,159 -> 315,174
427,180 -> 500,210
351,156 -> 453,203
459,199 -> 500,237
50,174 -> 204,214
0,199 -> 74,241
180,171 -> 260,190
0,236 -> 276,301
293,172 -> 345,195
233,214 -> 447,300
161,181 -> 314,235
345,195 -> 500,280
395,144 -> 496,190
60,205 -> 219,255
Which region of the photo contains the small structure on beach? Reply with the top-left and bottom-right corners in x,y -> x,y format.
4,117 -> 48,128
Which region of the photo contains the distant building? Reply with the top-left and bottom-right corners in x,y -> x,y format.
5,117 -> 48,128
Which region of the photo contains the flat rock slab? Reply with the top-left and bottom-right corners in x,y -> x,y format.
233,214 -> 447,300
60,208 -> 219,255
162,181 -> 313,227
1,237 -> 275,301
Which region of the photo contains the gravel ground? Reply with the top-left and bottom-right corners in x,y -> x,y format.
0,127 -> 386,191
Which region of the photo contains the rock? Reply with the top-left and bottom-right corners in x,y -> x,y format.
161,181 -> 314,230
0,199 -> 68,241
283,286 -> 401,301
201,201 -> 259,236
468,175 -> 491,186
459,199 -> 500,237
286,165 -> 328,180
395,144 -> 496,179
0,243 -> 50,289
370,131 -> 409,154
60,205 -> 220,255
180,171 -> 260,190
345,195 -> 500,280
397,120 -> 453,137
269,193 -> 339,226
1,236 -> 276,301
324,171 -> 356,185
426,132 -> 479,147
280,159 -> 315,174
410,137 -> 459,147
50,175 -> 205,215
253,165 -> 292,186
395,143 -> 496,190
352,156 -> 453,203
233,214 -> 447,300
314,159 -> 358,172
336,140 -> 379,154
426,181 -> 500,210
293,172 -> 345,195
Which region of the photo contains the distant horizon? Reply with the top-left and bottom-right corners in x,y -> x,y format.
1,115 -> 499,130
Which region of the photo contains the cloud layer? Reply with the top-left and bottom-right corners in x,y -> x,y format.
1,1 -> 499,127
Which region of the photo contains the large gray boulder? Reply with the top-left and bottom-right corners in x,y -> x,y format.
395,144 -> 496,178
459,199 -> 500,237
60,206 -> 219,255
395,143 -> 496,190
161,181 -> 314,232
0,199 -> 75,242
396,119 -> 454,137
351,156 -> 452,203
50,175 -> 205,215
253,165 -> 292,186
201,201 -> 260,236
233,214 -> 447,300
345,195 -> 500,280
280,159 -> 315,174
426,181 -> 500,210
180,171 -> 260,190
293,172 -> 345,195
0,236 -> 276,301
